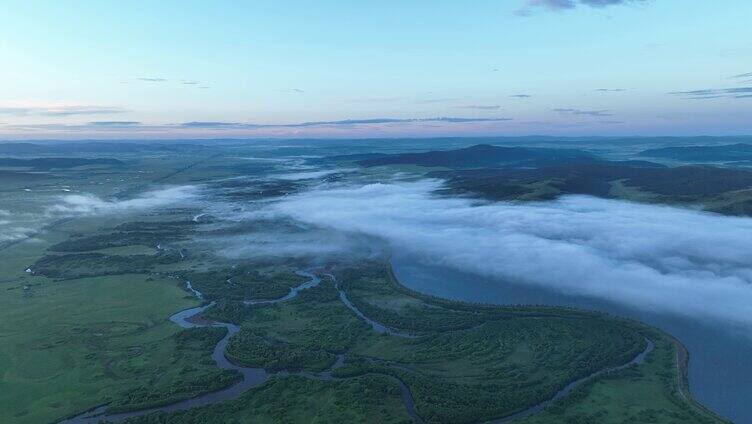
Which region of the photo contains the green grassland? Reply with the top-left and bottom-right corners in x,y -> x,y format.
0,145 -> 730,424
125,375 -> 412,424
180,262 -> 308,301
517,331 -> 720,424
1,211 -> 724,424
0,149 -> 262,423
133,261 -> 721,424
330,264 -> 713,424
0,271 -> 214,424
0,201 -> 244,424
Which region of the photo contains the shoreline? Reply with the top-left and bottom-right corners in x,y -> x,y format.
671,337 -> 731,423
385,261 -> 726,422
59,262 -> 728,424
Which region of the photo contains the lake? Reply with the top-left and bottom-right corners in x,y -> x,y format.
392,254 -> 751,424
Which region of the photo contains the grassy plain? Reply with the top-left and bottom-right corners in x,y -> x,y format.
0,150 -> 252,423
0,271 -> 203,424
0,144 -> 730,424
126,375 -> 412,424
518,331 -> 723,424
153,263 -> 721,424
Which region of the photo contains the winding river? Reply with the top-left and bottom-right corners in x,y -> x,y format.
59,271 -> 425,424
60,270 -> 657,424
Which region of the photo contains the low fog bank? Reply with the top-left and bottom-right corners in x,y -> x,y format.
49,185 -> 199,215
273,169 -> 343,181
0,209 -> 47,243
214,225 -> 386,262
0,221 -> 34,243
269,179 -> 752,329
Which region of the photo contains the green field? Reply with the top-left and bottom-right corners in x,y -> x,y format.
0,145 -> 730,424
126,375 -> 413,424
0,270 -> 208,423
518,332 -> 719,424
0,149 -> 257,423
123,261 -> 722,424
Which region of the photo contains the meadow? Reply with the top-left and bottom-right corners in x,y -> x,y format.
0,142 -> 730,424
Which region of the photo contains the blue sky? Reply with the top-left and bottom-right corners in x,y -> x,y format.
1,0 -> 750,139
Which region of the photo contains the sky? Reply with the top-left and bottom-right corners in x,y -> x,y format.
1,0 -> 751,139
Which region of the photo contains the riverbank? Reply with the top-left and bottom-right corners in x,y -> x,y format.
389,257 -> 731,423
672,338 -> 731,423
58,260 -> 730,424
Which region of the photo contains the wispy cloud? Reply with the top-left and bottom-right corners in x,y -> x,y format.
5,116 -> 513,135
595,88 -> 627,92
0,105 -> 128,116
347,96 -> 408,103
178,117 -> 512,128
516,0 -> 645,16
529,0 -> 578,10
50,185 -> 198,215
180,121 -> 241,128
729,72 -> 752,85
730,72 -> 752,79
510,94 -> 532,98
88,121 -> 141,126
669,86 -> 752,100
416,98 -> 463,104
579,0 -> 643,7
554,108 -> 613,117
136,77 -> 208,87
455,105 -> 502,110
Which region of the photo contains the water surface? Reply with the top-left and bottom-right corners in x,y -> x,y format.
392,254 -> 750,423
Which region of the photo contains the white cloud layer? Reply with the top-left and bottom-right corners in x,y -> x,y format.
273,169 -> 342,181
271,179 -> 752,328
50,185 -> 198,215
0,210 -> 39,242
0,224 -> 35,242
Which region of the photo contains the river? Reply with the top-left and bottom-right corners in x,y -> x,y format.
58,267 -> 659,424
391,254 -> 750,424
58,271 -> 425,424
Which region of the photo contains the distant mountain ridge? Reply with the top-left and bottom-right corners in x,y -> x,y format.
357,144 -> 595,168
638,143 -> 752,161
0,157 -> 124,170
0,142 -> 211,155
348,143 -> 752,217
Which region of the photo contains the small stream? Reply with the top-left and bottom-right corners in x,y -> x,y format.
60,270 -> 423,424
491,339 -> 654,423
59,270 -> 653,424
325,273 -> 417,339
60,272 -> 325,424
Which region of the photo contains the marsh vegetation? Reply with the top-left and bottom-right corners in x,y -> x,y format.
0,140 -> 736,423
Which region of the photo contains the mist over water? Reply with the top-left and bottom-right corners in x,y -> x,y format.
389,253 -> 752,423
271,179 -> 752,331
260,176 -> 752,421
